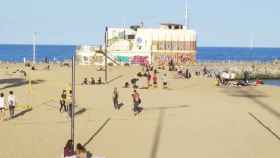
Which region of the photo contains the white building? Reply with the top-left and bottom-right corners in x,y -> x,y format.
76,45 -> 105,65
108,23 -> 197,65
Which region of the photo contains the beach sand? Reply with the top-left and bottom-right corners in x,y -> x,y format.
0,63 -> 280,158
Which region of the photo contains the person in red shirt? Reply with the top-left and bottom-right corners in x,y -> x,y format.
132,90 -> 142,115
152,72 -> 158,88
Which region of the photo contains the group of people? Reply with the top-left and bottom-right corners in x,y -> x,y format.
0,91 -> 16,121
144,65 -> 168,89
64,140 -> 93,158
82,77 -> 102,85
112,87 -> 142,115
176,66 -> 192,79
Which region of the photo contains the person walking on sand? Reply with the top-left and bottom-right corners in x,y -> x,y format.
132,89 -> 142,115
112,87 -> 119,110
7,91 -> 16,119
147,71 -> 152,88
0,93 -> 5,121
152,72 -> 158,88
60,90 -> 67,113
161,73 -> 168,89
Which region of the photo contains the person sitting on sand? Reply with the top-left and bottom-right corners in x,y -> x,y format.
132,89 -> 142,115
76,143 -> 92,158
124,82 -> 130,88
203,66 -> 208,76
90,77 -> 95,85
0,93 -> 6,121
64,139 -> 75,158
7,91 -> 16,119
82,78 -> 88,85
131,78 -> 139,89
98,77 -> 102,85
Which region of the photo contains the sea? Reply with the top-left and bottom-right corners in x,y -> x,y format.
0,44 -> 280,86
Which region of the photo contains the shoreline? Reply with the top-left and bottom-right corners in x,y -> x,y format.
1,60 -> 280,80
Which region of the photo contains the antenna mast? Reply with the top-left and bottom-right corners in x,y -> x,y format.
185,0 -> 190,29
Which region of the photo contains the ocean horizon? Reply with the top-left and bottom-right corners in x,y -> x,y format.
0,44 -> 280,62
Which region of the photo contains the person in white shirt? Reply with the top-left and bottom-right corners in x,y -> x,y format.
7,91 -> 16,119
0,93 -> 6,121
161,73 -> 168,89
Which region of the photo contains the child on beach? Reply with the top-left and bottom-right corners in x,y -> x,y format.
132,89 -> 142,115
112,87 -> 119,110
7,91 -> 16,119
0,93 -> 5,121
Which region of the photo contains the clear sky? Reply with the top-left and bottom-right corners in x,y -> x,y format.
1,0 -> 279,47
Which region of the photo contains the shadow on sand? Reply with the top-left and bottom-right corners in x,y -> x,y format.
223,87 -> 280,119
150,110 -> 165,158
144,105 -> 189,111
107,75 -> 123,84
83,118 -> 111,147
5,108 -> 33,121
74,108 -> 87,116
149,105 -> 189,158
0,78 -> 45,90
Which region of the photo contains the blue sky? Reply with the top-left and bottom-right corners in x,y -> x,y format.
0,0 -> 279,47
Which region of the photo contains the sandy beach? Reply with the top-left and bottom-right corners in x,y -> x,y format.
0,63 -> 280,158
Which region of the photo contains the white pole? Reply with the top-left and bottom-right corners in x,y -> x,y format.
185,0 -> 190,29
33,32 -> 37,64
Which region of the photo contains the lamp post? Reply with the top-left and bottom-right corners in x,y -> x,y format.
71,55 -> 76,149
104,26 -> 108,83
